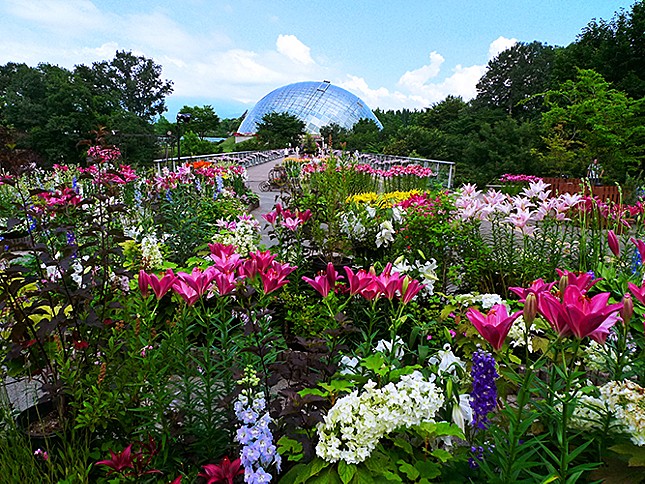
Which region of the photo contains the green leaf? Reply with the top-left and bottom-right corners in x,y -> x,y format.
361,354 -> 388,375
392,437 -> 414,456
414,460 -> 441,479
277,435 -> 304,462
430,449 -> 452,463
299,388 -> 328,398
397,460 -> 420,481
338,461 -> 357,484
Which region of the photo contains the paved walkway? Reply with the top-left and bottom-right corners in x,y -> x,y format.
246,157 -> 286,247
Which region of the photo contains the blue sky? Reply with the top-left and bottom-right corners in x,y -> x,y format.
0,0 -> 634,119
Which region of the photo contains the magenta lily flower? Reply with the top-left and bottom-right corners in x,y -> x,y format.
556,269 -> 600,294
302,263 -> 342,297
262,211 -> 278,225
631,237 -> 645,263
211,270 -> 238,296
343,267 -> 373,296
138,270 -> 151,298
509,278 -> 556,302
538,285 -> 622,341
281,216 -> 302,231
139,269 -> 177,300
172,267 -> 215,305
376,270 -> 405,300
198,456 -> 243,484
96,444 -> 135,475
260,261 -> 296,294
608,230 -> 620,256
400,277 -> 424,304
208,243 -> 237,260
466,304 -> 522,351
628,282 -> 645,305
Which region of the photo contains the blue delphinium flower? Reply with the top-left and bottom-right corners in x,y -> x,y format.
632,247 -> 642,274
165,189 -> 172,202
470,349 -> 498,430
235,374 -> 281,483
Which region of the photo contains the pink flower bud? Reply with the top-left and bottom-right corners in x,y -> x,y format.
608,230 -> 620,256
523,293 -> 537,328
621,293 -> 633,326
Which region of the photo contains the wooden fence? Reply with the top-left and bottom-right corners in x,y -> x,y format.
541,178 -> 622,204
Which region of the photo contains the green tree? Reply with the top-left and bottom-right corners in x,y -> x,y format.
537,69 -> 644,182
475,41 -> 557,117
556,1 -> 645,99
319,123 -> 349,149
177,105 -> 220,139
255,112 -> 305,148
86,51 -> 173,121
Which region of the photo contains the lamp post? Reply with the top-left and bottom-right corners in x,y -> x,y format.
176,113 -> 191,167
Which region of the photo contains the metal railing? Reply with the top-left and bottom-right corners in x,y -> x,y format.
152,150 -> 285,174
357,153 -> 455,189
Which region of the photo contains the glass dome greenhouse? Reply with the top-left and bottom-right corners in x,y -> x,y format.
237,81 -> 383,135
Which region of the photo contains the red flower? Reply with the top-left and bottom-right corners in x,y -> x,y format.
608,230 -> 620,256
96,444 -> 134,475
538,285 -> 622,343
198,456 -> 243,484
302,262 -> 342,297
466,304 -> 522,351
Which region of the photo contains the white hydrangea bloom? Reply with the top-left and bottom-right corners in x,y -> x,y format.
141,234 -> 163,270
600,380 -> 645,446
316,371 -> 444,464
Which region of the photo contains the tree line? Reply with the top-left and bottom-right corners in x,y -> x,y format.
1,2 -> 643,186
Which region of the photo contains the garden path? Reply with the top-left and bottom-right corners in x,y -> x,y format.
246,156 -> 286,247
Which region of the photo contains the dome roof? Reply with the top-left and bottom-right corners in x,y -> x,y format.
237,81 -> 383,135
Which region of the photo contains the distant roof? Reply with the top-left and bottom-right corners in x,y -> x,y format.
237,81 -> 383,135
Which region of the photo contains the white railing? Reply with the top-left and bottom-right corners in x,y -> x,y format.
152,150 -> 285,174
356,153 -> 455,189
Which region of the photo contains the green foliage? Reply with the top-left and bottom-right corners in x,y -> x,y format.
256,112 -> 306,148
538,68 -> 644,182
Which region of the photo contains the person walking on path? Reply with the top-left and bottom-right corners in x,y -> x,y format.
587,158 -> 604,186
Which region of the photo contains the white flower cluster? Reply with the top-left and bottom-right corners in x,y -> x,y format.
375,220 -> 395,248
316,371 -> 444,464
600,380 -> 645,446
391,256 -> 438,295
454,293 -> 505,310
581,337 -> 637,373
567,380 -> 645,445
140,234 -> 163,270
340,211 -> 367,242
212,217 -> 260,257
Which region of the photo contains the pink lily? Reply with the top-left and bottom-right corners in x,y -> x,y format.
509,278 -> 556,302
281,216 -> 302,231
260,262 -> 296,294
628,282 -> 645,305
608,230 -> 620,256
302,263 -> 342,297
208,243 -> 237,260
538,285 -> 622,341
173,267 -> 215,305
343,267 -> 373,296
262,211 -> 278,225
400,277 -> 424,304
632,237 -> 645,263
139,269 -> 177,300
138,270 -> 151,298
211,270 -> 238,296
466,304 -> 522,351
198,456 -> 243,484
556,269 -> 600,294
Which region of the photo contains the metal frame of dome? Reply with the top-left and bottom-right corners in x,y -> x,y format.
237,81 -> 383,135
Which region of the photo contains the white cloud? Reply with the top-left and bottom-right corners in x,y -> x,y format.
276,34 -> 314,65
488,36 -> 518,60
4,0 -> 103,34
398,51 -> 445,90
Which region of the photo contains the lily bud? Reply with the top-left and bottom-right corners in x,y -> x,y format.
608,230 -> 620,257
523,293 -> 537,329
621,293 -> 634,326
558,273 -> 569,296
